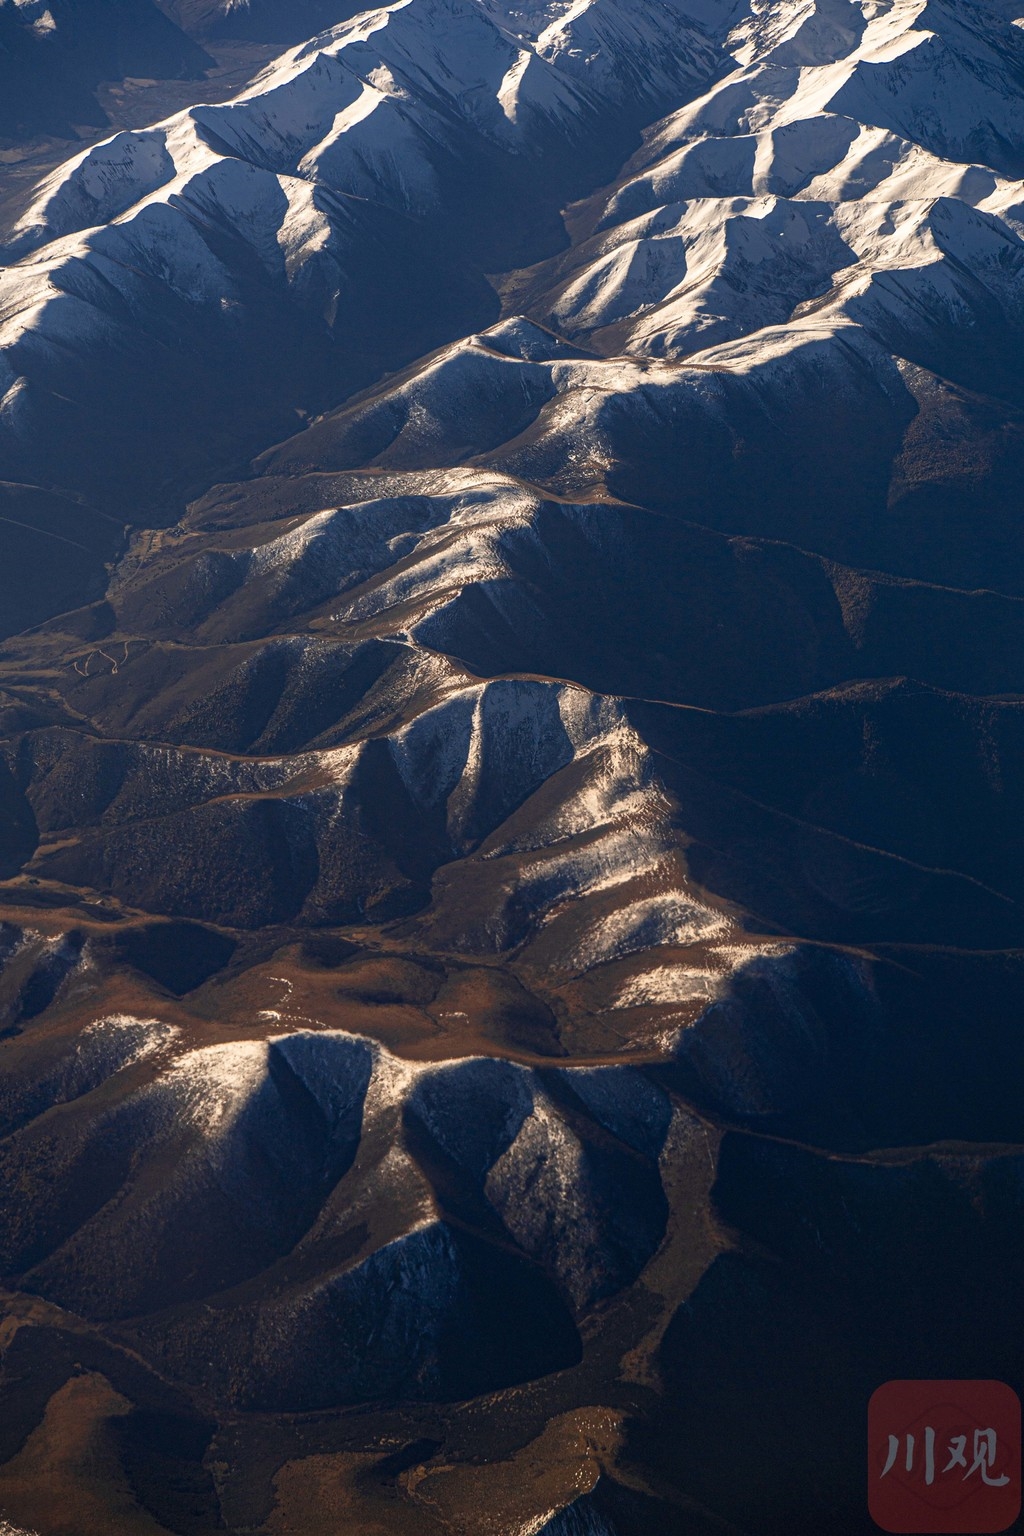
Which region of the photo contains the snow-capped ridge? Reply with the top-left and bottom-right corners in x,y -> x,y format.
536,0 -> 1024,363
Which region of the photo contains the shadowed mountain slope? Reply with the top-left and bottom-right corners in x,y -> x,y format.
0,0 -> 211,143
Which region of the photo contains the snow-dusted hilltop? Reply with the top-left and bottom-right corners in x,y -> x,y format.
0,0 -> 722,515
3,0 -> 1024,544
4,0 -> 1024,1011
529,0 -> 1024,373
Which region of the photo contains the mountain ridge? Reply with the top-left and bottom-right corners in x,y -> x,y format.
2,0 -> 1024,1531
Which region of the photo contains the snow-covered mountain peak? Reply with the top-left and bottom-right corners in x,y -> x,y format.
514,0 -> 1024,370
3,0 -> 1024,546
727,0 -> 868,68
5,0 -> 709,274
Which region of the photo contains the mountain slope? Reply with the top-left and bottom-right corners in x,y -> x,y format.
3,0 -> 1024,1532
0,0 -> 731,639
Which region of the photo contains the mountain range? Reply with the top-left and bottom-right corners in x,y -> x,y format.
1,0 -> 1024,1531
